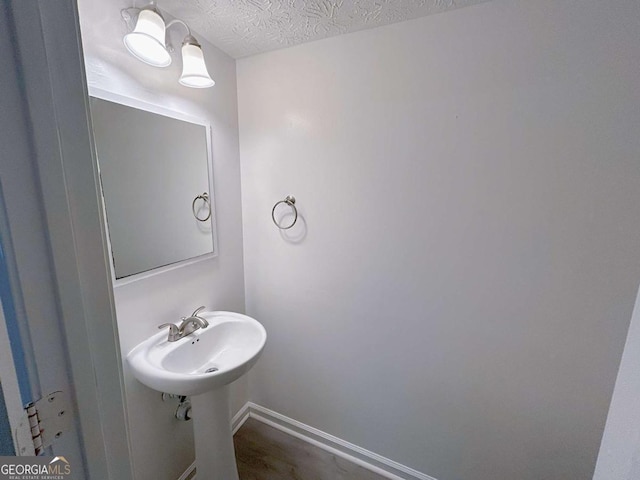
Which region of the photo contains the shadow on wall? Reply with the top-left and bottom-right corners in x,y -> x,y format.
272,197 -> 307,244
279,215 -> 307,244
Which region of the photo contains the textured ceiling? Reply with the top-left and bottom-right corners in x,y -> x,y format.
159,0 -> 491,59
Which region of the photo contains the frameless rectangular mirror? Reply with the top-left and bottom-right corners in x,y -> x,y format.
89,94 -> 217,282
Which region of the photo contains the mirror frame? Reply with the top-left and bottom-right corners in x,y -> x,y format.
89,87 -> 219,287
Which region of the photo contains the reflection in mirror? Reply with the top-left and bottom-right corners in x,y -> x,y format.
90,96 -> 216,281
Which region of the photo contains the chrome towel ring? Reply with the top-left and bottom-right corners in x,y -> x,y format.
192,192 -> 211,222
272,195 -> 297,230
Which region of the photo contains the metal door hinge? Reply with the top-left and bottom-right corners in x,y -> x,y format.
23,390 -> 71,455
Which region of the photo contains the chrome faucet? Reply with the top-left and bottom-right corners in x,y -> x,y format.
178,306 -> 209,336
158,306 -> 209,342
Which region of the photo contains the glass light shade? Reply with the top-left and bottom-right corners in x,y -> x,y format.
179,43 -> 215,88
123,9 -> 172,67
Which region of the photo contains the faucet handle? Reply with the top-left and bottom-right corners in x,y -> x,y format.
158,323 -> 180,341
187,306 -> 208,328
158,322 -> 178,331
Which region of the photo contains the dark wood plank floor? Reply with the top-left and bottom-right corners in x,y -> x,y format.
233,418 -> 388,480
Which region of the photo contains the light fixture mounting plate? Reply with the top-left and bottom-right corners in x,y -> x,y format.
121,7 -> 140,31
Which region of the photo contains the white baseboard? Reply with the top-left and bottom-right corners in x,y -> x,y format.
245,402 -> 437,480
179,402 -> 437,480
177,461 -> 195,480
232,402 -> 251,434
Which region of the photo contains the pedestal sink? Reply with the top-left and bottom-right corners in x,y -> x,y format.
127,311 -> 266,480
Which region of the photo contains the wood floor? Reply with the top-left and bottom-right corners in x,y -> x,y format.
233,418 -> 388,480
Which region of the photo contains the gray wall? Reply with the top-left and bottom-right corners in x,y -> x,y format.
237,1 -> 640,479
77,1 -> 246,479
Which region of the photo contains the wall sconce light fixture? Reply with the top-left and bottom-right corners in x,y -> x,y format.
121,3 -> 215,88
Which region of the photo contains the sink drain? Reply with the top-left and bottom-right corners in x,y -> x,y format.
205,367 -> 218,373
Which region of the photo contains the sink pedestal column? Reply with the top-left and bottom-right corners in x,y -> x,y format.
191,385 -> 239,480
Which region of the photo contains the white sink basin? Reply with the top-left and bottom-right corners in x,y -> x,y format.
127,311 -> 266,396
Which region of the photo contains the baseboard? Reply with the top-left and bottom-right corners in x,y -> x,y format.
177,461 -> 195,480
179,401 -> 436,480
246,402 -> 437,480
232,402 -> 251,434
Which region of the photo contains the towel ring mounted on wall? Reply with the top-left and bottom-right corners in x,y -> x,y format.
192,192 -> 211,222
272,195 -> 298,230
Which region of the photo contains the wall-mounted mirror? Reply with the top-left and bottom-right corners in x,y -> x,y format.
89,94 -> 217,282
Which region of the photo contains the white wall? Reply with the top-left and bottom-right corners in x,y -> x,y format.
237,1 -> 640,479
77,1 -> 246,479
594,284 -> 640,479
